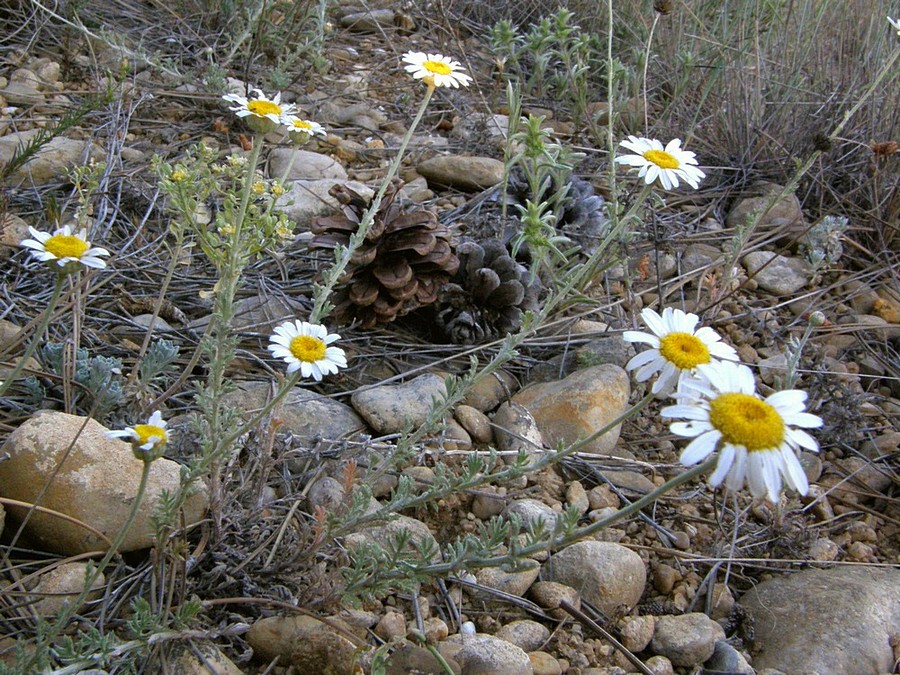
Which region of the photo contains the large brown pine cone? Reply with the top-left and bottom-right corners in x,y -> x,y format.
435,239 -> 541,344
309,180 -> 459,328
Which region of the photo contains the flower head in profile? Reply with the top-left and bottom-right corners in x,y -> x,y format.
222,88 -> 296,133
624,307 -> 738,397
21,225 -> 109,272
281,114 -> 326,144
662,361 -> 822,503
402,52 -> 473,89
107,411 -> 169,462
889,16 -> 900,36
615,136 -> 705,190
268,320 -> 347,381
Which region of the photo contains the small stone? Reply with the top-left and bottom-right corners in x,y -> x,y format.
512,365 -> 631,456
351,374 -> 448,435
492,402 -> 544,457
704,641 -> 754,674
375,611 -> 407,641
421,617 -> 449,642
726,182 -> 804,239
653,564 -> 679,595
454,404 -> 493,444
644,655 -> 674,675
168,642 -> 243,675
417,155 -> 505,192
565,481 -> 590,515
529,581 -> 581,620
345,514 -> 439,561
680,243 -> 723,274
340,8 -> 396,31
528,651 -> 562,675
268,148 -> 347,181
281,179 -> 373,226
618,615 -> 655,652
504,499 -> 562,530
495,619 -> 550,652
470,486 -> 507,520
0,213 -> 30,260
446,634 -> 533,674
588,484 -> 620,510
386,644 -> 461,675
473,563 -> 540,598
246,615 -> 359,672
757,353 -> 789,385
544,541 -> 646,617
307,477 -> 346,511
463,369 -> 519,412
650,613 -> 725,667
742,251 -> 810,296
31,562 -> 104,616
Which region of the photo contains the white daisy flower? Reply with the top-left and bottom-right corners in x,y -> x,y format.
107,411 -> 169,460
281,114 -> 326,140
402,52 -> 473,89
889,16 -> 900,36
268,320 -> 348,381
21,225 -> 109,271
222,88 -> 296,132
661,361 -> 823,503
623,307 -> 738,397
615,136 -> 705,190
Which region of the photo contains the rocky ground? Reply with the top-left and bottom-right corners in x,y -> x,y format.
0,2 -> 898,674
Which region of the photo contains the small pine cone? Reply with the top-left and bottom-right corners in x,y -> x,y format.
435,239 -> 541,344
309,180 -> 459,328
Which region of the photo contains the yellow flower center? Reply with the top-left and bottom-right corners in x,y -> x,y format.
133,424 -> 167,448
643,149 -> 680,169
45,234 -> 89,260
708,393 -> 785,452
658,332 -> 710,370
247,99 -> 283,117
291,119 -> 313,130
290,335 -> 326,362
423,60 -> 452,75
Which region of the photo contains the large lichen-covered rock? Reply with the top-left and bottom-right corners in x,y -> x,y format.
0,411 -> 207,555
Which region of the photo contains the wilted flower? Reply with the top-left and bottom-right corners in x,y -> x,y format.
281,114 -> 326,144
402,52 -> 473,89
268,320 -> 347,381
662,361 -> 822,503
615,136 -> 705,190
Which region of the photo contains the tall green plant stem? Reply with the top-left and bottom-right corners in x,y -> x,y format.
311,84 -> 435,323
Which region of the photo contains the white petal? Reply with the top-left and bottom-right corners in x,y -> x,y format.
660,404 -> 709,421
639,308 -> 666,337
625,349 -> 659,372
709,444 -> 736,487
786,427 -> 819,452
781,447 -> 808,495
680,430 -> 721,465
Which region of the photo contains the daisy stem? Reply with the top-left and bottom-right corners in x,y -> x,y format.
0,273 -> 66,399
310,84 -> 435,323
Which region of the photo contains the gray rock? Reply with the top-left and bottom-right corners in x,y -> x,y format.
528,581 -> 581,620
0,80 -> 44,106
246,615 -> 359,671
454,404 -> 493,444
544,541 -> 646,616
189,293 -> 308,332
446,634 -> 533,674
268,148 -> 347,181
280,179 -> 373,227
512,365 -> 631,456
504,499 -> 562,531
492,402 -> 544,457
307,477 -> 346,511
0,412 -> 208,554
618,615 -> 655,652
0,212 -> 30,260
470,486 -> 507,520
30,562 -> 104,616
351,373 -> 447,435
451,112 -> 517,148
726,182 -> 804,240
386,644 -> 461,675
344,513 -> 439,561
704,640 -> 754,674
565,481 -> 590,515
740,567 -> 900,674
417,155 -> 505,191
742,251 -> 810,296
650,612 -> 725,667
222,382 -> 366,467
473,563 -> 540,598
680,243 -> 723,274
340,8 -> 396,32
462,369 -> 519,412
495,619 -> 550,653
577,334 -> 635,370
168,641 -> 243,675
0,132 -> 103,186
